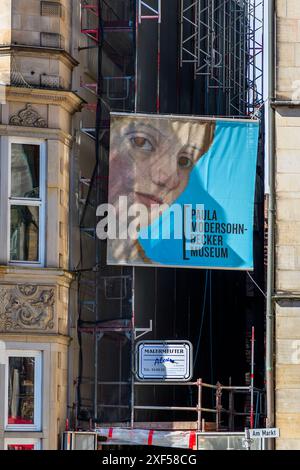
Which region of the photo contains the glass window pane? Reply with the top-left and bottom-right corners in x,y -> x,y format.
10,206 -> 39,262
8,357 -> 35,426
11,144 -> 40,198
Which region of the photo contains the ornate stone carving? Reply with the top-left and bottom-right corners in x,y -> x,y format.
9,104 -> 47,128
0,285 -> 55,332
18,285 -> 38,297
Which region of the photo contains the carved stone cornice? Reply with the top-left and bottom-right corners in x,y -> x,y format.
0,285 -> 55,332
5,86 -> 83,114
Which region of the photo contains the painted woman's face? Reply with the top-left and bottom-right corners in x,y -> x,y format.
109,116 -> 215,213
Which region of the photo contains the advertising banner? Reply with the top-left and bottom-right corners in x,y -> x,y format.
104,113 -> 259,270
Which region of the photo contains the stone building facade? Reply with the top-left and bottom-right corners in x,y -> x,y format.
1,0 -> 300,452
0,0 -> 83,450
275,0 -> 300,450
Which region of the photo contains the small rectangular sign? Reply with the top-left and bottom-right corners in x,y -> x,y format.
248,428 -> 280,439
136,341 -> 193,382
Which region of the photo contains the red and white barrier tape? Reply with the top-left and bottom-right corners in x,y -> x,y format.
95,428 -> 197,449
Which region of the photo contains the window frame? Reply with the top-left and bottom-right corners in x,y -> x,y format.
5,350 -> 42,432
7,138 -> 46,266
4,438 -> 42,451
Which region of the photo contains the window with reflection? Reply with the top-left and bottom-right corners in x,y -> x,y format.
7,444 -> 35,451
9,142 -> 44,264
10,206 -> 39,262
11,144 -> 40,198
5,438 -> 41,450
8,356 -> 35,425
6,352 -> 42,430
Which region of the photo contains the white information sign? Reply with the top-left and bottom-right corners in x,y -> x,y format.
248,428 -> 280,439
136,341 -> 193,382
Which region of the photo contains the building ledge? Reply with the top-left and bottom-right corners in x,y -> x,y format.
272,100 -> 300,107
0,265 -> 75,286
0,124 -> 74,146
0,333 -> 71,346
274,293 -> 300,300
0,44 -> 79,69
4,86 -> 84,114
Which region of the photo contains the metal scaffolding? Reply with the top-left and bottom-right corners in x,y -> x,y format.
138,0 -> 162,22
77,0 -> 136,425
75,0 -> 265,435
180,0 -> 264,116
77,0 -> 163,427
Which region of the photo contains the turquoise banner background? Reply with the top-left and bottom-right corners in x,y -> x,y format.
138,120 -> 259,270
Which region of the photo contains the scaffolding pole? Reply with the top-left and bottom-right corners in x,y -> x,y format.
250,326 -> 255,430
266,0 -> 275,450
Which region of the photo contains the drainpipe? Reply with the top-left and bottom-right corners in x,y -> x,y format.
266,0 -> 275,449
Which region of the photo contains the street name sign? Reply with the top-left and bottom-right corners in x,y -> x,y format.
248,428 -> 280,439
